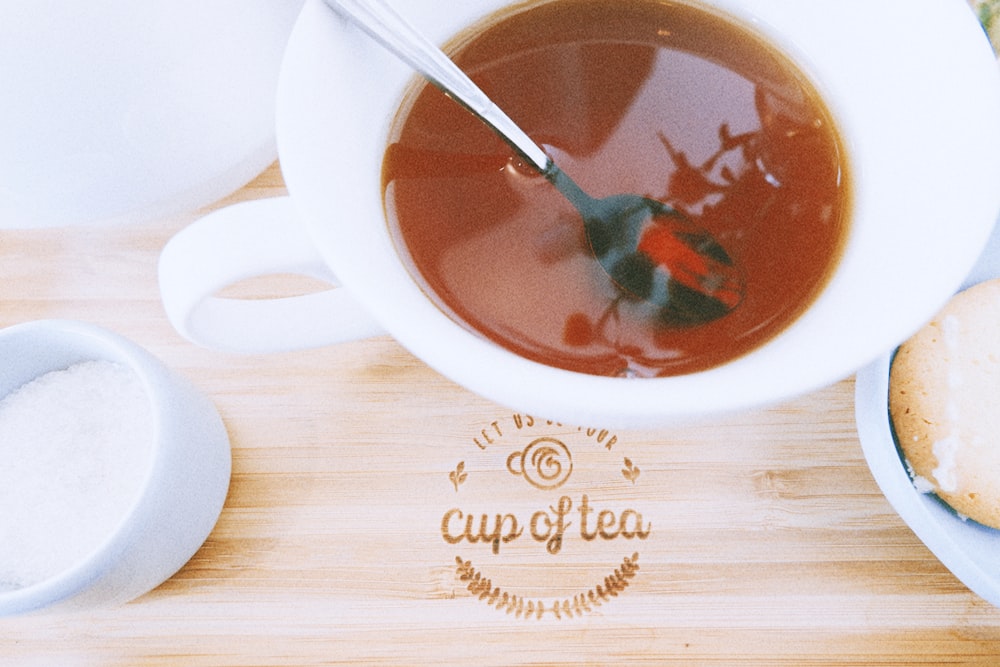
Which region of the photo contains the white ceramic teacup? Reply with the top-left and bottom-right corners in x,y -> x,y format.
0,320 -> 231,616
159,0 -> 1000,428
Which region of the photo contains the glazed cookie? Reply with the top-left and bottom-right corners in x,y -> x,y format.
889,278 -> 1000,529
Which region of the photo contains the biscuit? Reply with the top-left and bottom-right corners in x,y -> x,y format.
970,0 -> 1000,55
889,278 -> 1000,529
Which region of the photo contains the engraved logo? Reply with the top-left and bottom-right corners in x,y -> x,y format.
441,414 -> 648,620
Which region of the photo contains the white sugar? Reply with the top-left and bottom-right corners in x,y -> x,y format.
0,360 -> 154,592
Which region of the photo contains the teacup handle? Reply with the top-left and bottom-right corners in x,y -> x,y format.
158,196 -> 387,353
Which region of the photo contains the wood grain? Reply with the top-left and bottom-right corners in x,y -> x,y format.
1,163 -> 1000,666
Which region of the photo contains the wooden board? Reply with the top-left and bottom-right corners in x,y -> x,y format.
2,163 -> 1000,665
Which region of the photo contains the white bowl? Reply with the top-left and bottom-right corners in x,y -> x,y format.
855,222 -> 1000,607
0,320 -> 231,616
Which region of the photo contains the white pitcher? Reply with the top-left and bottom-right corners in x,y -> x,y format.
0,0 -> 304,228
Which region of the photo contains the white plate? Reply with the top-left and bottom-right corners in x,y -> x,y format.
855,220 -> 1000,607
0,0 -> 304,228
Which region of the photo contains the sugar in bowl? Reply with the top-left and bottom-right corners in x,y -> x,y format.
0,320 -> 230,616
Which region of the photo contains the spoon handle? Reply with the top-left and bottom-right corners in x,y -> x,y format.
323,0 -> 551,172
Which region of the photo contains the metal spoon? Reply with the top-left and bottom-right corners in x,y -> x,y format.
324,0 -> 744,325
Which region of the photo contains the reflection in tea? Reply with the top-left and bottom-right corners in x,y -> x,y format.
383,0 -> 850,377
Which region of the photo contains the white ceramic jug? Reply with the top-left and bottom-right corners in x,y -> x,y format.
0,0 -> 304,228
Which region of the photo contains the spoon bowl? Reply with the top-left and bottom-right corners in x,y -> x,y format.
544,167 -> 745,325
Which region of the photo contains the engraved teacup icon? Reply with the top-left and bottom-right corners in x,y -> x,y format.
506,438 -> 574,491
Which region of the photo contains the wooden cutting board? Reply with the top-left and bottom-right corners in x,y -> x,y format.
1,164 -> 999,666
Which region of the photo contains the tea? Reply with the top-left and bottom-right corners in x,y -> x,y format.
383,0 -> 850,378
